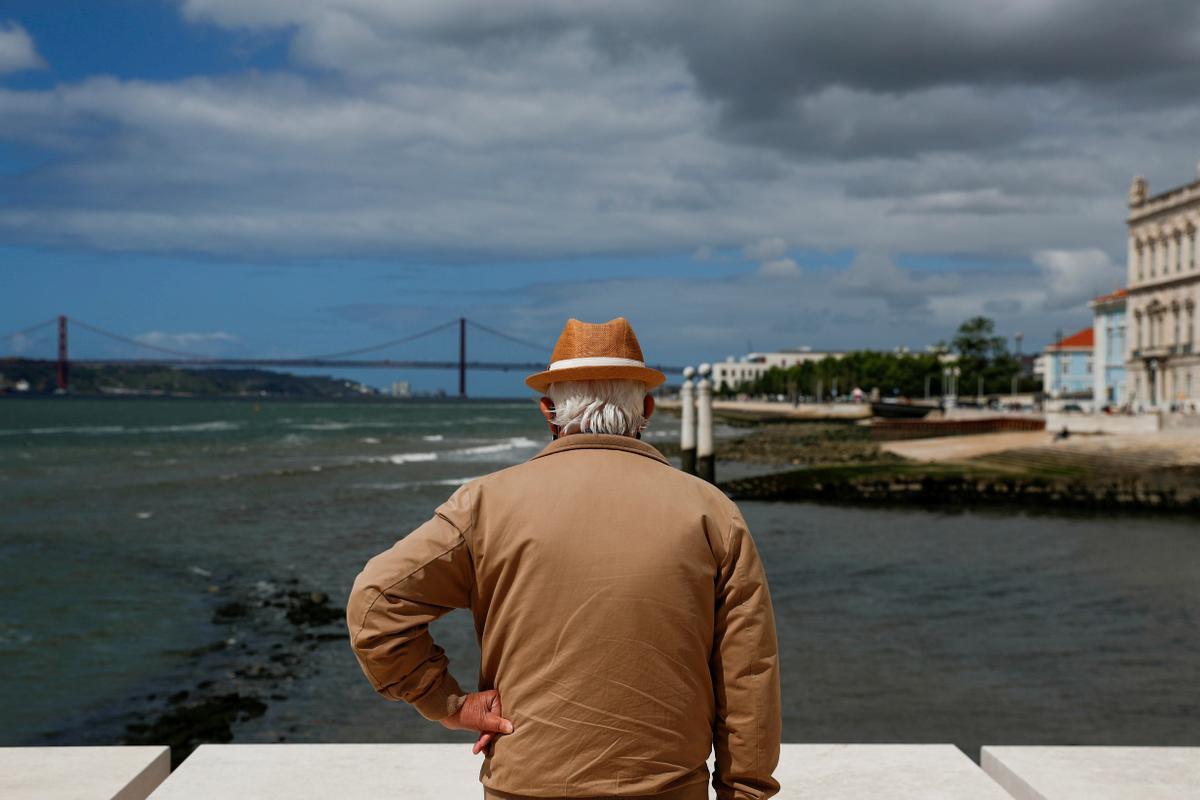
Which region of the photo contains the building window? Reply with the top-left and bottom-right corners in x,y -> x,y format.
1086,358 -> 1093,375
1149,241 -> 1156,277
1174,313 -> 1181,346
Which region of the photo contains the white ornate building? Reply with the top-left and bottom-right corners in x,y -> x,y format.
711,348 -> 846,390
1125,172 -> 1200,408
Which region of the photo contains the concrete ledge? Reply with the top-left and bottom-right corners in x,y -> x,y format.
982,746 -> 1200,799
143,743 -> 1010,799
776,744 -> 1012,799
1045,412 -> 1160,434
18,743 -> 1196,799
146,744 -> 484,799
0,746 -> 170,800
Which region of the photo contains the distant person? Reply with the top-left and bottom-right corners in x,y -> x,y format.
346,317 -> 782,799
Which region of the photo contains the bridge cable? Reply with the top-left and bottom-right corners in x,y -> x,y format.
64,317 -> 223,359
301,319 -> 460,360
1,317 -> 58,343
466,320 -> 547,354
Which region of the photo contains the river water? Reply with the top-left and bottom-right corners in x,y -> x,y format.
1,397 -> 1197,757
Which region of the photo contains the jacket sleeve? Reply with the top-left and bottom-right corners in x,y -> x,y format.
346,483 -> 476,721
710,510 -> 782,800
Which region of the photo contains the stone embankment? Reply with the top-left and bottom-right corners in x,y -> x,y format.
712,423 -> 1200,511
657,398 -> 871,422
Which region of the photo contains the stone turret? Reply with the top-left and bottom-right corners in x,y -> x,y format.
1129,175 -> 1148,208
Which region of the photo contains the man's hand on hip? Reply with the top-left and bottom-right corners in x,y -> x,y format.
439,689 -> 514,755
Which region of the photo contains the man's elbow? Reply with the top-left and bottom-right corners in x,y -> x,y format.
344,571 -> 381,676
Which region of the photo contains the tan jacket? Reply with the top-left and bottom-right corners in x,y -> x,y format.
346,433 -> 781,799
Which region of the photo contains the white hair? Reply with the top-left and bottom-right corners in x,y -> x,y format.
545,379 -> 648,437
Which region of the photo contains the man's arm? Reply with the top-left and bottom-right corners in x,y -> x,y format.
346,484 -> 476,721
710,510 -> 782,800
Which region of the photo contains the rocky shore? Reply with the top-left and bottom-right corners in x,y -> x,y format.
40,574 -> 348,769
721,461 -> 1200,511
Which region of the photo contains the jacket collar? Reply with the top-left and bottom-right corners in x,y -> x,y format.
529,432 -> 671,466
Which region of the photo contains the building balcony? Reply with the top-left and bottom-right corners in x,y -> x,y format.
1133,345 -> 1171,360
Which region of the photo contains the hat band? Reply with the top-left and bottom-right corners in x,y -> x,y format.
548,356 -> 646,370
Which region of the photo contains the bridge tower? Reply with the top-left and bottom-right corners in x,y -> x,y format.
56,315 -> 69,393
458,317 -> 467,399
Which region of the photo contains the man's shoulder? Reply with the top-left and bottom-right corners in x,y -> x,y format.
459,443 -> 741,515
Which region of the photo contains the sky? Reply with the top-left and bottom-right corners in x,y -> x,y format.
3,0 -> 1199,396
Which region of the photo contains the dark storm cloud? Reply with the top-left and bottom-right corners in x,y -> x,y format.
246,0 -> 1200,159
668,1 -> 1200,109
4,0 -> 1198,269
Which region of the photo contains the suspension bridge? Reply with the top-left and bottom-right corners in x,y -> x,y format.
1,316 -> 684,397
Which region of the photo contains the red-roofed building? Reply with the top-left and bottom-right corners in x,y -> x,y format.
1045,328 -> 1094,350
1041,326 -> 1095,400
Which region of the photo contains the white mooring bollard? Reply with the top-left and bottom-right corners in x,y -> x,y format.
696,363 -> 714,484
679,366 -> 697,475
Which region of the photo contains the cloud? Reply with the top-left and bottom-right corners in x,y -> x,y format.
417,249 -> 1079,366
0,1 -> 1197,266
894,187 -> 1048,216
5,331 -> 33,354
757,257 -> 799,278
1033,248 -> 1125,310
0,21 -> 45,73
983,297 -> 1024,314
134,330 -> 241,353
834,252 -> 962,311
182,1 -> 1200,156
743,237 -> 787,261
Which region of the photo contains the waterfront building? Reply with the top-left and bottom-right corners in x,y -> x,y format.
712,347 -> 846,390
391,380 -> 412,398
1125,172 -> 1200,408
1042,327 -> 1094,401
1089,288 -> 1128,407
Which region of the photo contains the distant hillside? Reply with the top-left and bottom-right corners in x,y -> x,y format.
0,358 -> 384,399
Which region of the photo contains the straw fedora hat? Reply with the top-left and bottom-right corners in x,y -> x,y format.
525,317 -> 667,393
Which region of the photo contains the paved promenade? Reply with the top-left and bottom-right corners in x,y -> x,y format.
882,429 -> 1200,470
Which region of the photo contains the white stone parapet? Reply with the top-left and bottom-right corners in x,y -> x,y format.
142,743 -> 1013,799
1045,411 -> 1161,434
982,746 -> 1200,800
0,745 -> 169,800
4,744 -> 1198,799
777,744 -> 1013,799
